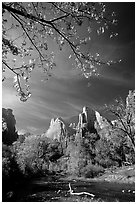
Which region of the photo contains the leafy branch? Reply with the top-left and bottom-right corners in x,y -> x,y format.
2,2 -> 119,101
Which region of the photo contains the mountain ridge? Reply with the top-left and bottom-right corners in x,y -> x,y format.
45,106 -> 111,141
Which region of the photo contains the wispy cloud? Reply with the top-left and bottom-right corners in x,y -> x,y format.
27,126 -> 38,132
2,3 -> 134,134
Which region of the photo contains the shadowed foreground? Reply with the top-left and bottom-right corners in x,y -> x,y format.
3,178 -> 135,202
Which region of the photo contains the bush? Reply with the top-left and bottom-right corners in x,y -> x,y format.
80,164 -> 104,178
2,144 -> 13,179
14,135 -> 63,177
2,144 -> 24,201
95,157 -> 118,168
14,135 -> 50,176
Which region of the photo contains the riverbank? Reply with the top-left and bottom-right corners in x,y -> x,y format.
8,176 -> 134,202
93,165 -> 135,183
3,165 -> 135,202
60,165 -> 135,184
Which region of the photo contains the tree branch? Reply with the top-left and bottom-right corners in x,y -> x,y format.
2,3 -> 52,25
110,109 -> 135,148
11,12 -> 45,59
51,23 -> 76,49
3,3 -> 77,57
68,183 -> 95,197
2,60 -> 18,75
50,13 -> 70,23
51,3 -> 70,15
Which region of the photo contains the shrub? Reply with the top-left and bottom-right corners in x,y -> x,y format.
2,144 -> 13,179
80,164 -> 104,178
14,135 -> 63,177
95,157 -> 118,168
14,135 -> 50,176
2,143 -> 24,201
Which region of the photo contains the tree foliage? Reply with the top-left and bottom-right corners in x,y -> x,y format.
65,131 -> 100,176
106,90 -> 135,150
2,2 -> 119,101
95,128 -> 127,167
2,144 -> 13,178
13,134 -> 63,176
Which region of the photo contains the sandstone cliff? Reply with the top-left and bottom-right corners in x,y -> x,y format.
2,108 -> 18,145
77,106 -> 110,135
46,106 -> 111,140
46,117 -> 76,141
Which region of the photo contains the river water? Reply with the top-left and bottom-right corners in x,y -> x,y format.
7,178 -> 135,202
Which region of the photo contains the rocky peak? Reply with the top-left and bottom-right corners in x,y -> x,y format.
95,111 -> 110,129
77,106 -> 110,134
46,106 -> 111,140
78,106 -> 96,131
46,117 -> 75,141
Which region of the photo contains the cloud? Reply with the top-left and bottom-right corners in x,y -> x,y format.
2,3 -> 134,135
27,126 -> 38,132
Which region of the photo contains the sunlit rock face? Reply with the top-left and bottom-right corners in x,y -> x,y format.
78,107 -> 96,132
126,90 -> 135,108
126,90 -> 135,123
46,106 -> 112,140
2,117 -> 8,132
95,111 -> 110,129
77,106 -> 110,134
2,108 -> 18,145
46,117 -> 76,141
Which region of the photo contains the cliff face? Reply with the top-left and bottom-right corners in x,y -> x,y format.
77,106 -> 110,135
46,106 -> 111,140
126,90 -> 135,122
46,117 -> 76,141
2,108 -> 18,145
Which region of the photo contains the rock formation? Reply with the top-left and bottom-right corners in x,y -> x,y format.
46,117 -> 75,141
2,108 -> 18,145
77,106 -> 110,135
46,106 -> 113,140
126,90 -> 135,108
95,111 -> 110,129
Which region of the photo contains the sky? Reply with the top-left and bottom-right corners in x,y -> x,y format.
2,2 -> 135,135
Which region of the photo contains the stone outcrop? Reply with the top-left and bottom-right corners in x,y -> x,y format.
46,117 -> 75,141
77,106 -> 110,135
2,108 -> 18,145
78,107 -> 95,130
2,117 -> 8,132
46,106 -> 113,140
95,111 -> 110,129
126,90 -> 135,108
